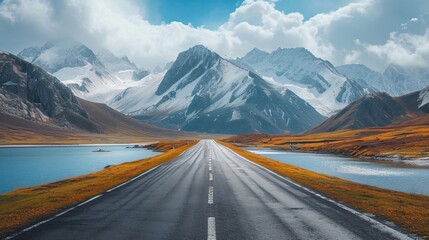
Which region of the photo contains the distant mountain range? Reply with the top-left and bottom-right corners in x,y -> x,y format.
235,48 -> 377,116
12,40 -> 429,134
337,63 -> 429,97
0,51 -> 181,138
308,87 -> 429,133
110,45 -> 324,134
17,40 -> 149,103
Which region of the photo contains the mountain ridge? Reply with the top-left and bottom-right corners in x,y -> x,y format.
307,87 -> 429,134
17,40 -> 147,103
110,45 -> 325,134
0,51 -> 184,139
236,47 -> 375,116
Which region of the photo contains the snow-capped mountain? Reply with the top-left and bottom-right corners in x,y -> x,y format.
110,45 -> 325,134
0,51 -> 102,132
95,49 -> 149,81
0,51 -> 184,137
383,64 -> 429,95
338,63 -> 429,97
337,64 -> 389,93
236,48 -> 375,116
17,40 -> 145,103
309,85 -> 429,133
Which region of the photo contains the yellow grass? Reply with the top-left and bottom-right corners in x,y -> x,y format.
219,141 -> 429,238
0,141 -> 196,238
225,124 -> 429,159
0,129 -> 179,145
145,140 -> 196,152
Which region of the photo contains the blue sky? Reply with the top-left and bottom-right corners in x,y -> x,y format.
142,0 -> 353,28
0,0 -> 428,71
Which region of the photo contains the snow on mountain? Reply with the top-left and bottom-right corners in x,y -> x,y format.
17,40 -> 147,103
109,70 -> 167,114
0,51 -> 104,132
338,63 -> 429,97
110,45 -> 325,134
95,49 -> 149,81
309,86 -> 429,134
152,61 -> 174,74
18,40 -> 103,73
383,64 -> 429,96
419,86 -> 429,112
237,48 -> 374,116
337,64 -> 387,92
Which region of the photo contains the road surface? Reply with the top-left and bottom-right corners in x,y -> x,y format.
9,140 -> 412,240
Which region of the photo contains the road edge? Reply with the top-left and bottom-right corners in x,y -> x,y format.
1,142 -> 196,239
217,140 -> 422,240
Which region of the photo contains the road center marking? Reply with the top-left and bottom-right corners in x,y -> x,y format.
209,166 -> 212,171
209,173 -> 213,181
208,186 -> 214,204
208,217 -> 216,240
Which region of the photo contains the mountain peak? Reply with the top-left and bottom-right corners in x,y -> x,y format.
155,45 -> 220,95
95,48 -> 138,72
242,48 -> 269,62
181,45 -> 218,59
42,39 -> 84,50
0,51 -> 91,124
18,39 -> 102,73
272,47 -> 316,59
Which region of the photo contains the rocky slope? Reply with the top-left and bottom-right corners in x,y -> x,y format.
18,40 -> 146,103
0,51 -> 101,132
0,51 -> 183,138
308,87 -> 429,133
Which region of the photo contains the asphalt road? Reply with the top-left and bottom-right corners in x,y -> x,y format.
9,140 -> 412,240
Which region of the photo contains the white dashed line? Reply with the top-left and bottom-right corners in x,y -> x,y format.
208,186 -> 214,204
208,217 -> 216,240
209,166 -> 212,171
209,173 -> 213,181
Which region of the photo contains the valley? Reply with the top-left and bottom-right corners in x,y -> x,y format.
1,33 -> 429,240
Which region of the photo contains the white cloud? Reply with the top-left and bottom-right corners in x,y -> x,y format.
220,0 -> 372,62
365,30 -> 429,68
0,0 -> 428,72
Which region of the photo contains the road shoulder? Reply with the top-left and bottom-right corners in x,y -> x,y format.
218,141 -> 429,239
0,141 -> 196,238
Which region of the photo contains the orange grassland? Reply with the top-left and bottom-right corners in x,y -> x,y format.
0,141 -> 196,238
225,124 -> 429,159
219,141 -> 429,238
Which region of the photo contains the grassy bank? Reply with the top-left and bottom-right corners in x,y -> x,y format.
219,141 -> 429,238
145,140 -> 196,151
0,129 -> 180,145
225,124 -> 429,159
0,141 -> 196,238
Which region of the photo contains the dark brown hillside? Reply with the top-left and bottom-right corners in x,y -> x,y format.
307,90 -> 429,134
78,99 -> 183,137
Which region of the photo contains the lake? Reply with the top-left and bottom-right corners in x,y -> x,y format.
0,145 -> 160,194
245,148 -> 429,195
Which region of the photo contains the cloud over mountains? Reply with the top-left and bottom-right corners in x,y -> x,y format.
1,0 -> 428,71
